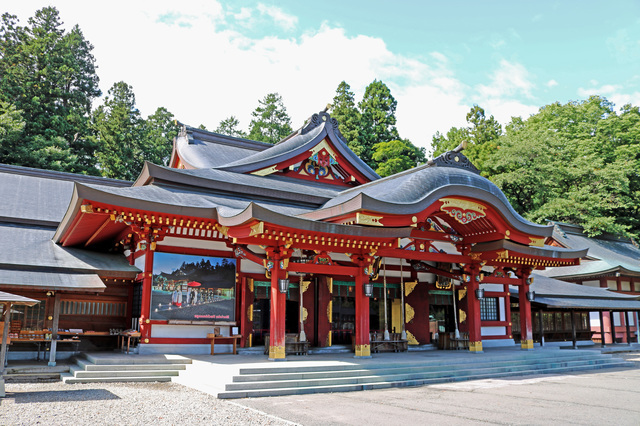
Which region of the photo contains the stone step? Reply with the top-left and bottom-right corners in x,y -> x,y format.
237,351 -> 608,375
3,372 -> 62,383
82,353 -> 192,365
76,359 -> 186,372
226,358 -> 625,391
68,366 -> 180,379
217,360 -> 633,399
61,372 -> 172,384
232,354 -> 610,382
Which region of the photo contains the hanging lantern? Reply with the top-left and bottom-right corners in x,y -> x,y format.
475,288 -> 485,300
526,291 -> 535,302
364,283 -> 374,297
278,279 -> 289,294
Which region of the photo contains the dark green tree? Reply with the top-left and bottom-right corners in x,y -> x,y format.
92,81 -> 144,180
216,116 -> 246,138
372,139 -> 426,177
0,7 -> 101,173
248,93 -> 292,144
431,105 -> 501,175
0,101 -> 26,164
143,107 -> 180,166
357,80 -> 400,168
488,96 -> 636,237
330,81 -> 361,153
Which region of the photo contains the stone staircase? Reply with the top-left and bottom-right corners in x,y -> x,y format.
61,352 -> 191,384
3,364 -> 70,383
217,350 -> 633,399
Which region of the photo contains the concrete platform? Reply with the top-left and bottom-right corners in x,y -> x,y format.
171,345 -> 637,398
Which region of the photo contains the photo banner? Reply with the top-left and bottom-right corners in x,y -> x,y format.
151,252 -> 236,321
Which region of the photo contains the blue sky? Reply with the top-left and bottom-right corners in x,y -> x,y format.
9,1 -> 640,151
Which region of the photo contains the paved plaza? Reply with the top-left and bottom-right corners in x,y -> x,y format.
236,352 -> 640,425
2,351 -> 639,425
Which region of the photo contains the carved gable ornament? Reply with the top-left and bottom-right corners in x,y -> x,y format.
439,198 -> 487,225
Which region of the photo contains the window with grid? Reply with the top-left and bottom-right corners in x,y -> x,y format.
480,297 -> 499,321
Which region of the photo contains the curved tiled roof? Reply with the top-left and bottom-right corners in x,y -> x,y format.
173,126 -> 270,169
310,161 -> 552,237
213,112 -> 380,182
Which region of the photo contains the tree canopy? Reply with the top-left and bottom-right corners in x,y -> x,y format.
0,7 -> 101,174
454,96 -> 640,238
216,116 -> 246,138
432,105 -> 502,175
248,93 -> 292,144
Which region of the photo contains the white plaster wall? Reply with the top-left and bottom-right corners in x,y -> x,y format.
582,280 -> 600,288
481,326 -> 506,336
151,324 -> 230,338
158,237 -> 230,251
480,283 -> 503,292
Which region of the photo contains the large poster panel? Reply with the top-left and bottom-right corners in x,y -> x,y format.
151,253 -> 236,321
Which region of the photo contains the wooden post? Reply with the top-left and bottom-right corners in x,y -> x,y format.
139,243 -> 154,343
0,304 -> 10,371
599,311 -> 606,348
0,303 -> 9,398
571,311 -> 577,349
48,293 -> 61,366
538,309 -> 544,347
268,257 -> 286,360
625,311 -> 631,345
466,265 -> 482,353
610,311 -> 617,344
519,275 -> 534,350
505,284 -> 512,340
354,260 -> 371,357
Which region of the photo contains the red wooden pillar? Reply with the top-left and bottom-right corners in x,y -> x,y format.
405,278 -> 430,344
466,266 -> 482,353
316,276 -> 332,347
268,258 -> 287,360
519,274 -> 534,350
139,243 -> 154,343
240,276 -> 254,348
504,284 -> 512,339
354,261 -> 371,357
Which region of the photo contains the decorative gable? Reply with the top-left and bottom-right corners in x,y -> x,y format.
240,111 -> 378,187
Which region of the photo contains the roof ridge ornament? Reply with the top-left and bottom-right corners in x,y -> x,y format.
299,109 -> 346,142
427,141 -> 480,174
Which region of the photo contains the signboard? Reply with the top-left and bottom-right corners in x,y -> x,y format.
151,253 -> 236,321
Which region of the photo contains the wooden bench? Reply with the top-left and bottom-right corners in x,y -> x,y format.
368,332 -> 408,353
207,333 -> 241,355
264,334 -> 309,355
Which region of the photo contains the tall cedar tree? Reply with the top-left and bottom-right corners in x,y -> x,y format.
431,105 -> 502,175
331,81 -> 361,154
143,107 -> 180,166
0,7 -> 101,174
216,116 -> 247,138
357,80 -> 400,168
248,93 -> 292,144
92,81 -> 145,180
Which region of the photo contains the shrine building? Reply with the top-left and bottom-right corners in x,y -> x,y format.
2,110 -> 592,360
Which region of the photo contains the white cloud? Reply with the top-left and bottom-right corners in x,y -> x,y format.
471,60 -> 539,127
577,83 -> 640,108
256,3 -> 298,31
6,2 -> 536,153
546,79 -> 558,88
476,59 -> 535,99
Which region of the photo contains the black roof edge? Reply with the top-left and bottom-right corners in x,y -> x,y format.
179,123 -> 272,151
0,163 -> 131,187
549,220 -> 636,244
